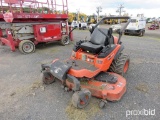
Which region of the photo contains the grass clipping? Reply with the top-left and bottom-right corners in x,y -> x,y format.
135,83 -> 149,93
65,98 -> 101,120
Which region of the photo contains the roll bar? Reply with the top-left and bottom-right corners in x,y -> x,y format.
93,16 -> 131,44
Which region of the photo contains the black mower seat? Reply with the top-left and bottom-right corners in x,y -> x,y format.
80,28 -> 109,54
80,42 -> 103,54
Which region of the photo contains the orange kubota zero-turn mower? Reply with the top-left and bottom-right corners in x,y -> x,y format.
41,17 -> 131,109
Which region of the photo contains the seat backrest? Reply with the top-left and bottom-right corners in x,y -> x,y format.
90,28 -> 108,46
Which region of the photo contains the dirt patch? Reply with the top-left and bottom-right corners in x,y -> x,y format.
9,79 -> 45,98
30,80 -> 44,90
135,83 -> 149,93
10,92 -> 16,96
26,80 -> 45,96
0,79 -> 45,113
65,98 -> 101,120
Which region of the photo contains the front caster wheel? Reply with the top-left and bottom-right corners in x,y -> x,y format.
99,100 -> 107,109
72,89 -> 91,109
42,71 -> 55,85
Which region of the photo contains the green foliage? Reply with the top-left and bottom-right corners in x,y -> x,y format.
23,7 -> 30,13
23,7 -> 51,13
68,12 -> 87,23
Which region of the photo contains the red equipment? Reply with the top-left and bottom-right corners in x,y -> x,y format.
41,17 -> 131,109
0,0 -> 73,54
148,24 -> 159,30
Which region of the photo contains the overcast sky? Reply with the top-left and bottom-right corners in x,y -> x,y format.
68,0 -> 160,18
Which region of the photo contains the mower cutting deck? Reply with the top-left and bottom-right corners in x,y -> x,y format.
41,16 -> 131,109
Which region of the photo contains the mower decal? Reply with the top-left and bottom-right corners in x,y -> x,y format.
107,85 -> 115,90
107,53 -> 114,60
53,67 -> 62,74
101,84 -> 107,89
117,82 -> 123,87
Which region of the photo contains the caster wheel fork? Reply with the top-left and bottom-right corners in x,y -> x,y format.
99,100 -> 107,109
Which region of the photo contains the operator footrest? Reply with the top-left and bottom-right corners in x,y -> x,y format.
95,72 -> 117,84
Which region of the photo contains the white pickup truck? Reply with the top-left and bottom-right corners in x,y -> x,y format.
71,20 -> 79,28
79,22 -> 88,30
124,15 -> 146,36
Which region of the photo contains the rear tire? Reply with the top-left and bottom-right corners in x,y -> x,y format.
109,53 -> 130,76
60,35 -> 70,46
19,40 -> 35,54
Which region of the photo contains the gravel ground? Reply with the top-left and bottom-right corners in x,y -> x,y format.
0,27 -> 160,120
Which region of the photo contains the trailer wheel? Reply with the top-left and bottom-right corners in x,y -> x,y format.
19,40 -> 35,54
42,71 -> 55,85
60,35 -> 70,46
72,89 -> 91,109
109,53 -> 130,76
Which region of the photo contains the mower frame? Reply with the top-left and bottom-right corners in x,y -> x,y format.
41,16 -> 131,109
